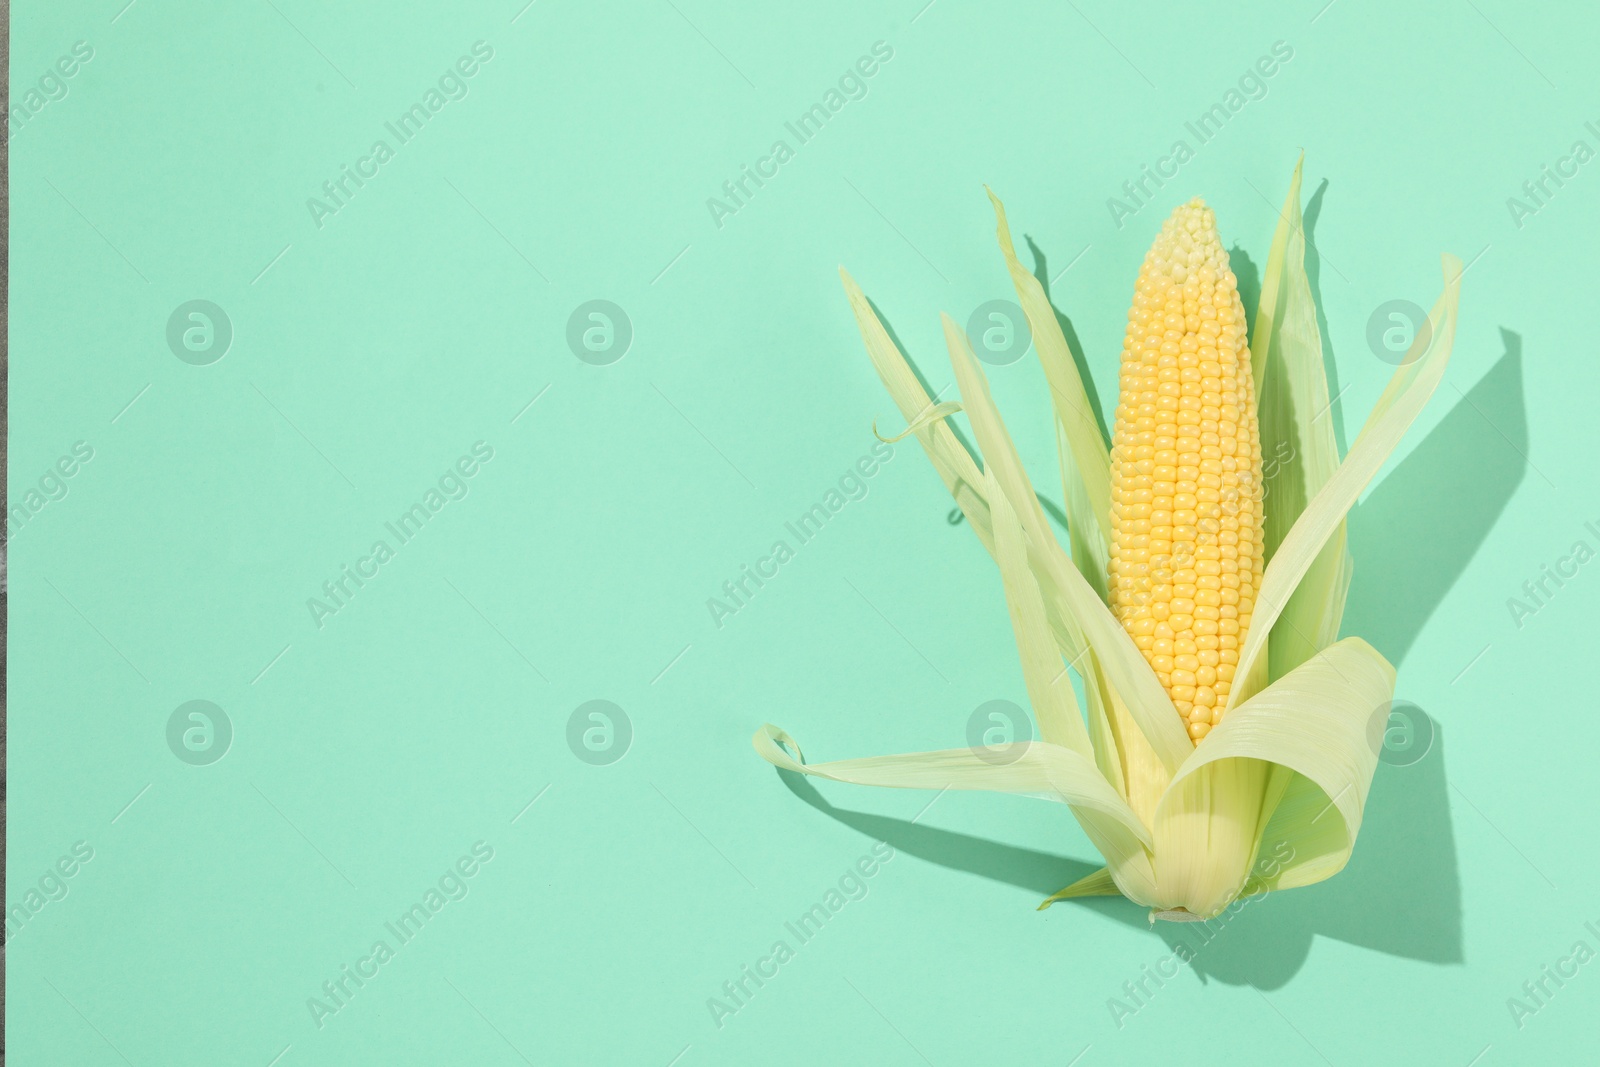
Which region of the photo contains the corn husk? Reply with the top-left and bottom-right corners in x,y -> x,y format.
758,158 -> 1462,919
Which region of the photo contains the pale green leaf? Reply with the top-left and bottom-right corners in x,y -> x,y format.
750,724 -> 1153,853
1059,421 -> 1130,799
1253,155 -> 1341,551
1355,257 -> 1467,437
1148,756 -> 1274,918
1038,866 -> 1119,909
1165,638 -> 1397,895
985,189 -> 1113,601
1271,530 -> 1353,681
987,468 -> 1093,760
941,314 -> 1193,775
1249,771 -> 1360,893
840,269 -> 993,548
874,401 -> 963,443
1250,156 -> 1354,680
1231,257 -> 1461,707
840,271 -> 1114,734
1057,421 -> 1112,607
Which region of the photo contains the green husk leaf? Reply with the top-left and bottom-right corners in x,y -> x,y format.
1148,754 -> 1273,918
841,271 -> 1089,678
1055,420 -> 1111,606
1231,256 -> 1461,707
988,467 -> 1093,759
874,401 -> 964,443
1271,536 -> 1354,680
1164,638 -> 1396,895
841,271 -> 1146,805
1355,256 -> 1463,436
941,314 -> 1193,775
980,191 -> 1124,812
1253,155 -> 1341,550
990,465 -> 1162,896
1056,415 -> 1129,799
1038,866 -> 1119,909
841,269 -> 993,548
985,188 -> 1113,601
939,312 -> 1088,670
1251,156 -> 1353,679
1079,609 -> 1128,797
1249,771 -> 1360,892
750,724 -> 1153,853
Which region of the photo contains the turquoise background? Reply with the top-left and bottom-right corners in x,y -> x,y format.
7,0 -> 1598,1063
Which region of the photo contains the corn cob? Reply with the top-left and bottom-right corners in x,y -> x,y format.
1107,199 -> 1262,743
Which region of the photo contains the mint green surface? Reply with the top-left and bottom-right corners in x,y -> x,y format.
8,1 -> 1597,1063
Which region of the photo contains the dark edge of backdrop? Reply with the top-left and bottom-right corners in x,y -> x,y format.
2,0 -> 12,1056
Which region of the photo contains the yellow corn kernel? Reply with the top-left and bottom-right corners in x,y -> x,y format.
1107,198 -> 1263,741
